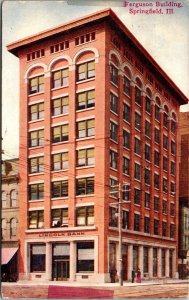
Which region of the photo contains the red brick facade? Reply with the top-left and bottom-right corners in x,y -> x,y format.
7,9 -> 188,283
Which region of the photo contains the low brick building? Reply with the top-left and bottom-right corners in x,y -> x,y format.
7,9 -> 188,283
1,159 -> 19,281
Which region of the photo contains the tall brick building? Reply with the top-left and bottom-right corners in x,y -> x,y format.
7,9 -> 188,283
178,112 -> 189,278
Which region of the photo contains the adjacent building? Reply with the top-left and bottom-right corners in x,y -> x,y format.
178,112 -> 189,279
7,9 -> 188,283
1,159 -> 19,281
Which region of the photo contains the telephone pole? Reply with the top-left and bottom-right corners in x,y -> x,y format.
110,182 -> 130,286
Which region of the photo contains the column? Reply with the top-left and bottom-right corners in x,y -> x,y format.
70,241 -> 76,281
157,248 -> 162,278
172,249 -> 178,278
148,247 -> 153,278
165,249 -> 170,277
46,242 -> 52,280
138,245 -> 144,278
150,98 -> 155,234
127,244 -> 133,280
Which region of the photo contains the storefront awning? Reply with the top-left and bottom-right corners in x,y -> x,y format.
1,248 -> 18,265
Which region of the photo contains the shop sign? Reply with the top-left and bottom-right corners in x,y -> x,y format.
38,231 -> 85,238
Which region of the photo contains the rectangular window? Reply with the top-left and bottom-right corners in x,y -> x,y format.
77,90 -> 95,110
145,96 -> 151,114
171,141 -> 176,155
76,206 -> 94,226
162,200 -> 167,214
134,138 -> 141,156
123,103 -> 130,123
143,247 -> 148,273
170,203 -> 175,216
154,128 -> 160,144
77,148 -> 94,167
77,61 -> 95,81
123,186 -> 129,202
145,144 -> 151,161
123,76 -> 130,96
154,196 -> 159,211
163,135 -> 168,150
28,210 -> 44,229
154,219 -> 159,235
51,180 -> 68,198
123,130 -> 130,149
29,129 -> 44,148
110,121 -> 118,142
110,177 -> 118,198
52,68 -> 69,88
110,64 -> 118,85
123,157 -> 129,175
134,163 -> 141,181
135,87 -> 141,105
154,173 -> 159,189
145,192 -> 150,208
162,221 -> 167,237
134,188 -> 141,205
76,177 -> 94,196
52,152 -> 68,171
170,224 -> 174,238
144,216 -> 150,233
29,156 -> 44,174
109,207 -> 118,227
154,151 -> 160,167
171,161 -> 175,175
52,124 -> 68,143
171,182 -> 175,194
51,208 -> 68,227
134,214 -> 140,231
145,168 -> 150,185
29,103 -> 44,121
29,75 -> 44,94
122,210 -> 129,229
163,156 -> 168,171
163,178 -> 168,193
110,150 -> 118,169
30,244 -> 46,272
52,96 -> 68,116
110,93 -> 118,114
77,242 -> 94,272
135,112 -> 141,131
145,120 -> 151,138
29,183 -> 44,200
155,105 -> 160,121
77,119 -> 95,139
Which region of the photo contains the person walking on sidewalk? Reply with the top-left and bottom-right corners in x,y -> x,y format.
131,269 -> 135,283
136,268 -> 141,283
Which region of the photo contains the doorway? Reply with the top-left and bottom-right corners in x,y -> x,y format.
53,259 -> 69,281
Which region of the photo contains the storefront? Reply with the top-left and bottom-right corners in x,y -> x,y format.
1,247 -> 18,282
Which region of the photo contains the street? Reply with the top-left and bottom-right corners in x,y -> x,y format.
2,282 -> 189,298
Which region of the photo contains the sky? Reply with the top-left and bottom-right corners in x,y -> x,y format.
2,0 -> 189,158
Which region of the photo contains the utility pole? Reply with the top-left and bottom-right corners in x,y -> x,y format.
110,182 -> 130,286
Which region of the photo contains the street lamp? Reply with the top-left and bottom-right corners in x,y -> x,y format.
110,182 -> 130,286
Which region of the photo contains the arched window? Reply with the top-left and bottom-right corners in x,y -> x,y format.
163,105 -> 169,129
2,191 -> 6,208
10,218 -> 17,237
1,219 -> 7,238
145,88 -> 152,114
135,78 -> 142,106
123,66 -> 131,96
155,97 -> 161,122
10,190 -> 17,207
171,112 -> 177,134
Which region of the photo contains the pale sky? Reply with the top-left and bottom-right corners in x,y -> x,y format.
2,0 -> 189,158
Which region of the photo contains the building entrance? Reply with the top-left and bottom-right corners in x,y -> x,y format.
53,259 -> 69,281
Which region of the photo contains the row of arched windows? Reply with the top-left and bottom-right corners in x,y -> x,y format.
2,190 -> 18,208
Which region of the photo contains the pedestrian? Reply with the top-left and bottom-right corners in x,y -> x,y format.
136,268 -> 141,283
131,269 -> 135,283
110,268 -> 117,283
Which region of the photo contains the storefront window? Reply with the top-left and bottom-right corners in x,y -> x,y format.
133,246 -> 138,271
162,249 -> 166,276
30,244 -> 46,272
153,248 -> 157,277
77,242 -> 94,272
143,247 -> 148,273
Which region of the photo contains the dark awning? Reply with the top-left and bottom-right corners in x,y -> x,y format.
1,247 -> 18,265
